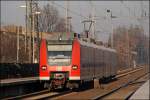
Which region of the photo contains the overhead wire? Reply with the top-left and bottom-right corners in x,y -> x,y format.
52,1 -> 90,33
52,2 -> 88,19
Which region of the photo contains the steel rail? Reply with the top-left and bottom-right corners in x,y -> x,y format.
116,67 -> 143,78
3,66 -> 146,100
92,72 -> 149,100
4,89 -> 50,100
37,90 -> 73,100
5,89 -> 72,100
117,66 -> 143,75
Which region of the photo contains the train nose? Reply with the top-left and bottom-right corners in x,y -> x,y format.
54,73 -> 65,79
51,72 -> 69,80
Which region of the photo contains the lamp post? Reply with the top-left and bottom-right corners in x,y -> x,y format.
19,5 -> 40,63
67,16 -> 72,39
19,5 -> 27,53
107,9 -> 114,48
33,11 -> 41,63
30,11 -> 41,63
106,9 -> 117,48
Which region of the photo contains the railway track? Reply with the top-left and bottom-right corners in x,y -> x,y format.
116,66 -> 143,78
4,66 -> 147,100
4,89 -> 72,100
4,89 -> 49,100
117,65 -> 144,75
22,90 -> 72,100
50,66 -> 148,100
92,72 -> 149,100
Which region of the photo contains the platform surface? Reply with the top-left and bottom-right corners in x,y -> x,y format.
130,80 -> 149,100
0,77 -> 39,86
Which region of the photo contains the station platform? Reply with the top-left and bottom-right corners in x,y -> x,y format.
0,77 -> 39,87
130,80 -> 149,99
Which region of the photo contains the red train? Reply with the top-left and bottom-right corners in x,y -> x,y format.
39,37 -> 118,90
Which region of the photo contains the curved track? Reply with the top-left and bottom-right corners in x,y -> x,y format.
49,66 -> 148,100
92,72 -> 149,100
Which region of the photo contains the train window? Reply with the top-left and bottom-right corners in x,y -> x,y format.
47,45 -> 72,51
47,45 -> 72,66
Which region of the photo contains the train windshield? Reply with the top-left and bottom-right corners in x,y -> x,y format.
47,45 -> 72,66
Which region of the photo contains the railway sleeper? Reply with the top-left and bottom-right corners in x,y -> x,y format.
66,81 -> 80,90
99,75 -> 116,84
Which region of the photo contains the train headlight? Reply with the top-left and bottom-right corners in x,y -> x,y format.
41,65 -> 47,70
72,65 -> 78,70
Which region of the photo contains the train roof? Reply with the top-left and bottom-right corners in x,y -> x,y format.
78,39 -> 116,53
45,39 -> 116,53
47,40 -> 73,45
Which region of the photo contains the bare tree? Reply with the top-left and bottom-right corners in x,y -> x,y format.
38,4 -> 72,33
110,25 -> 149,69
54,18 -> 73,32
54,18 -> 66,32
39,4 -> 58,32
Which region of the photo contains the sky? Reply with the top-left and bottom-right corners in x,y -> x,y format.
1,1 -> 149,42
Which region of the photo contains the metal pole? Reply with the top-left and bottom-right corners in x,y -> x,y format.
17,26 -> 19,63
107,9 -> 113,48
28,1 -> 32,63
27,1 -> 30,63
111,12 -> 113,48
36,3 -> 40,63
37,14 -> 39,63
68,17 -> 72,38
29,0 -> 33,63
93,19 -> 96,40
68,17 -> 70,34
93,21 -> 96,40
25,0 -> 27,53
66,1 -> 69,38
91,1 -> 95,39
84,22 -> 85,32
32,13 -> 35,63
127,30 -> 130,68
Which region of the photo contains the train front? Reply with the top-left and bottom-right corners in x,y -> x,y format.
39,39 -> 80,90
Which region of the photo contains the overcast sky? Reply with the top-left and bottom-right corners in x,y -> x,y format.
1,1 -> 149,42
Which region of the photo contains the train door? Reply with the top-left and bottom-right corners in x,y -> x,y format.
80,45 -> 84,80
104,51 -> 108,77
102,50 -> 105,78
95,48 -> 99,78
109,52 -> 113,75
111,52 -> 116,76
88,47 -> 93,79
88,47 -> 91,79
94,48 -> 97,78
107,51 -> 111,77
109,52 -> 112,77
104,51 -> 108,78
113,52 -> 118,76
91,47 -> 95,79
99,49 -> 103,78
81,46 -> 91,80
80,45 -> 87,80
107,51 -> 109,77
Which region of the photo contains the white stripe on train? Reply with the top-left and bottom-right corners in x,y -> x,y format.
39,77 -> 49,80
69,76 -> 80,80
39,76 -> 81,80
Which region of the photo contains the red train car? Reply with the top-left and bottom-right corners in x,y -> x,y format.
39,38 -> 118,90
